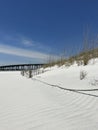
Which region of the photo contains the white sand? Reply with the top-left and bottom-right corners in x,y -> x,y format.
0,59 -> 98,130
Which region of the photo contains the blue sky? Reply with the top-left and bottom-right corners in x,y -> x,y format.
0,0 -> 98,64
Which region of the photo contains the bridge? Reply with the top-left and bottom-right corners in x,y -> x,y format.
0,64 -> 44,71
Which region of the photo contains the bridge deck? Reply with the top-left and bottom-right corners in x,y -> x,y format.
0,64 -> 44,71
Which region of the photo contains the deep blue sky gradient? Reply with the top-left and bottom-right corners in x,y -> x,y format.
0,0 -> 98,64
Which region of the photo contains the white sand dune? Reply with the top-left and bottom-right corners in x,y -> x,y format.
0,60 -> 98,130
